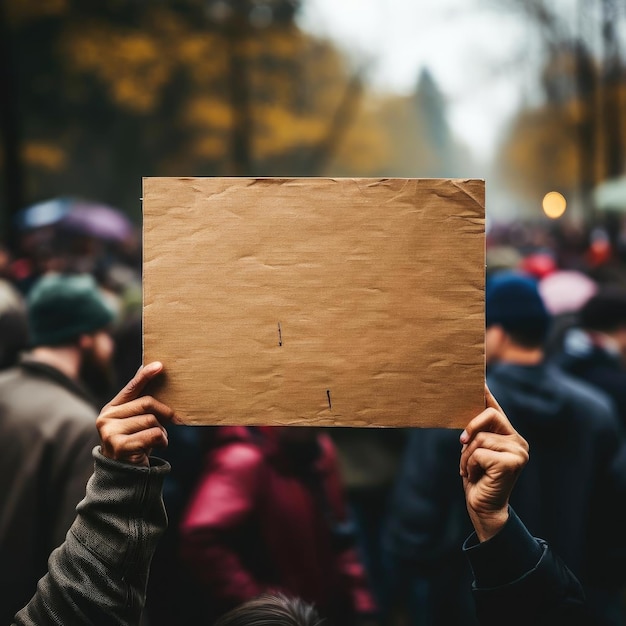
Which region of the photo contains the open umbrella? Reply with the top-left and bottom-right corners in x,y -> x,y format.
16,197 -> 135,243
538,270 -> 598,315
59,201 -> 135,242
14,198 -> 72,230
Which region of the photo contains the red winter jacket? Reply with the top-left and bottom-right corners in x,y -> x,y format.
179,427 -> 376,623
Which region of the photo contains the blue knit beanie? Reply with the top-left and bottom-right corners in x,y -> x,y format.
486,272 -> 551,338
27,274 -> 116,347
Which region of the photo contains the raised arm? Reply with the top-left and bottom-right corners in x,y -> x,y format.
13,362 -> 176,626
461,386 -> 588,626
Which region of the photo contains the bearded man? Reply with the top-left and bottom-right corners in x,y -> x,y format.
0,273 -> 116,623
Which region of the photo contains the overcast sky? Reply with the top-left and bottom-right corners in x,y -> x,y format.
298,0 -> 542,162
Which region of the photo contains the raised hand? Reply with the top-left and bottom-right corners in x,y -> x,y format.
96,361 -> 177,467
460,385 -> 529,542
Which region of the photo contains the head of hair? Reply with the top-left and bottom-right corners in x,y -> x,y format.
213,594 -> 323,626
579,285 -> 626,333
486,271 -> 551,347
26,273 -> 115,347
503,326 -> 548,349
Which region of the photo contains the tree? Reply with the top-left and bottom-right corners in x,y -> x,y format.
492,0 -> 626,218
0,0 -> 369,238
336,69 -> 474,179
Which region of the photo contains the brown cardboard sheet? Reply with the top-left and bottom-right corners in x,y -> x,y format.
142,177 -> 485,428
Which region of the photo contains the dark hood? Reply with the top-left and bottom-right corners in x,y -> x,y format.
487,361 -> 575,433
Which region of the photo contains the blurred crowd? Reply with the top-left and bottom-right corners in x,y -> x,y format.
3,205 -> 626,626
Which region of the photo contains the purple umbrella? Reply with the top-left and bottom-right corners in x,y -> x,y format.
59,201 -> 135,242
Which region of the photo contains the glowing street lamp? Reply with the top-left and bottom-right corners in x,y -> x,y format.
542,191 -> 567,219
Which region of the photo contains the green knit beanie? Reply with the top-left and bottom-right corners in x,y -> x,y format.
27,274 -> 116,346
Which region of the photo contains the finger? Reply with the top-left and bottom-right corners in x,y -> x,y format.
99,413 -> 167,440
485,384 -> 505,414
100,396 -> 175,423
108,361 -> 163,407
460,386 -> 510,445
460,432 -> 528,478
461,430 -> 527,463
460,406 -> 515,445
105,428 -> 169,460
465,448 -> 488,483
467,447 -> 527,483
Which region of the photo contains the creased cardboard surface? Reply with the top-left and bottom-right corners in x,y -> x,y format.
143,177 -> 485,428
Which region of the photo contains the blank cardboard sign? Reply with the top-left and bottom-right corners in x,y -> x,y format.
143,177 -> 485,428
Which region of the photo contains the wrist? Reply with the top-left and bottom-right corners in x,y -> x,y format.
468,507 -> 509,542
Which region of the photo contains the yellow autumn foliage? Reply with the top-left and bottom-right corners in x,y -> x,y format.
185,96 -> 234,129
499,104 -> 582,197
176,34 -> 229,83
247,27 -> 303,58
22,142 -> 66,171
192,135 -> 229,159
5,2 -> 455,187
6,0 -> 67,23
327,99 -> 391,176
61,24 -> 173,112
254,106 -> 327,156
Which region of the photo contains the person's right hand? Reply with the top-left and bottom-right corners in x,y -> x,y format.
96,361 -> 177,467
460,385 -> 529,542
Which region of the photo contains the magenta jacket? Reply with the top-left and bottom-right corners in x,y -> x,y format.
179,426 -> 377,623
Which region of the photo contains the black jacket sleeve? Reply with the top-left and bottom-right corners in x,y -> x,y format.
12,448 -> 170,626
463,508 -> 590,626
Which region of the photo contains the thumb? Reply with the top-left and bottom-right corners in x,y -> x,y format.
109,361 -> 164,406
485,383 -> 504,413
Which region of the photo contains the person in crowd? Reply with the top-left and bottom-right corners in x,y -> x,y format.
0,273 -> 116,623
484,273 -> 626,624
10,369 -> 587,626
178,425 -> 379,625
555,285 -> 626,428
460,387 -> 588,626
328,427 -> 407,609
382,424 -> 475,624
0,279 -> 29,370
11,361 -> 174,626
214,593 -> 324,626
384,272 -> 626,626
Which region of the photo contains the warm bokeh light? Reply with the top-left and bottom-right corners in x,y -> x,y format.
542,191 -> 567,219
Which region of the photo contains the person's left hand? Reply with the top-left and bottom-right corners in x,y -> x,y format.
96,361 -> 177,467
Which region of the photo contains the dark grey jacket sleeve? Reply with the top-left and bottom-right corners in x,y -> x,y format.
12,448 -> 170,626
464,508 -> 590,626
